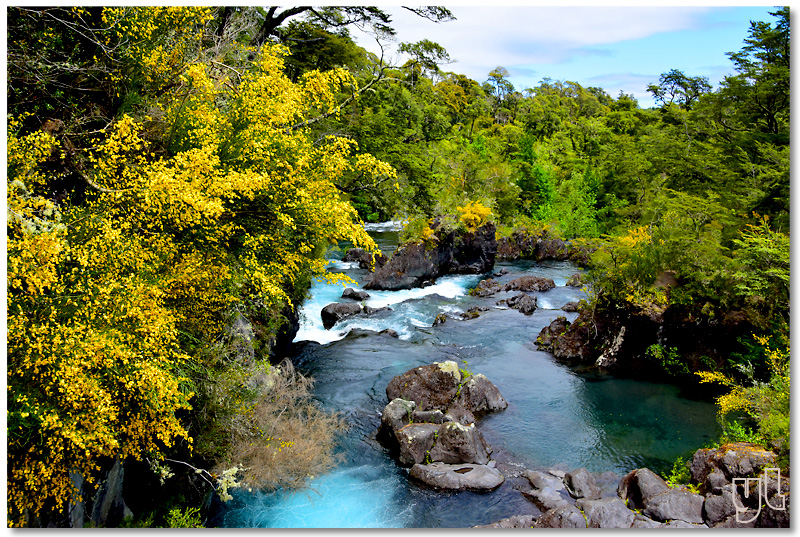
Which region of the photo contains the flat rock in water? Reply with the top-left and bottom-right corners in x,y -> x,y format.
524,469 -> 566,492
409,462 -> 504,491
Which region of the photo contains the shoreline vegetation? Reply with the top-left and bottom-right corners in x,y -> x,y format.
7,7 -> 788,527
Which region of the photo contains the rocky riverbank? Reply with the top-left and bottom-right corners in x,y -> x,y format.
378,358 -> 789,529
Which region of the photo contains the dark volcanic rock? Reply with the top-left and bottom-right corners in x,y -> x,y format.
341,287 -> 370,301
561,301 -> 580,312
566,273 -> 584,287
432,313 -> 447,326
690,443 -> 777,488
365,222 -> 497,290
378,398 -> 415,443
428,421 -> 491,465
396,423 -> 440,466
703,484 -> 739,526
536,316 -> 571,351
451,374 -> 509,415
534,505 -> 587,528
565,467 -> 601,500
320,302 -> 362,329
502,275 -> 556,293
508,292 -> 537,315
474,515 -> 537,529
576,497 -> 635,528
471,278 -> 502,297
385,361 -> 461,413
618,468 -> 671,509
642,488 -> 705,524
343,248 -> 387,271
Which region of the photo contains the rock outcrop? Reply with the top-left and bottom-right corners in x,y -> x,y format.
379,361 -> 507,490
485,442 -> 790,529
496,229 -> 596,266
365,222 -> 497,291
343,248 -> 387,271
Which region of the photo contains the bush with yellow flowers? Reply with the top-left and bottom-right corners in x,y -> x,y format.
7,25 -> 394,525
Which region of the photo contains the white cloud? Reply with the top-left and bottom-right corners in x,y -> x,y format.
355,6 -> 712,73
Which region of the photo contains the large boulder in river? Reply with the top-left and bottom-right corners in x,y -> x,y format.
506,292 -> 537,315
320,302 -> 362,329
385,361 -> 462,412
396,423 -> 441,466
409,462 -> 504,491
502,275 -> 556,293
641,488 -> 705,524
428,421 -> 491,465
341,287 -> 370,301
365,222 -> 497,290
564,467 -> 602,500
576,498 -> 636,529
452,374 -> 508,414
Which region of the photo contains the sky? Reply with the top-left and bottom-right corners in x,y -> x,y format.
348,4 -> 780,108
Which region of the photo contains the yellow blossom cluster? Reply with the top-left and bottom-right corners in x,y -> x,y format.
456,200 -> 492,231
8,38 -> 393,525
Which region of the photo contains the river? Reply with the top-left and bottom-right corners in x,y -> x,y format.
215,223 -> 719,528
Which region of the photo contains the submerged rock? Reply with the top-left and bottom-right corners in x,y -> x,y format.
409,462 -> 505,491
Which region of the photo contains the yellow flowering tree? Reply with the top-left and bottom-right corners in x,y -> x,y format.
7,21 -> 394,525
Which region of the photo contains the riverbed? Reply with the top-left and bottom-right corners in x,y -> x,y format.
216,224 -> 719,528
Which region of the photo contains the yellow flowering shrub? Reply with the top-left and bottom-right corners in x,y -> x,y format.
7,39 -> 394,525
456,200 -> 492,231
